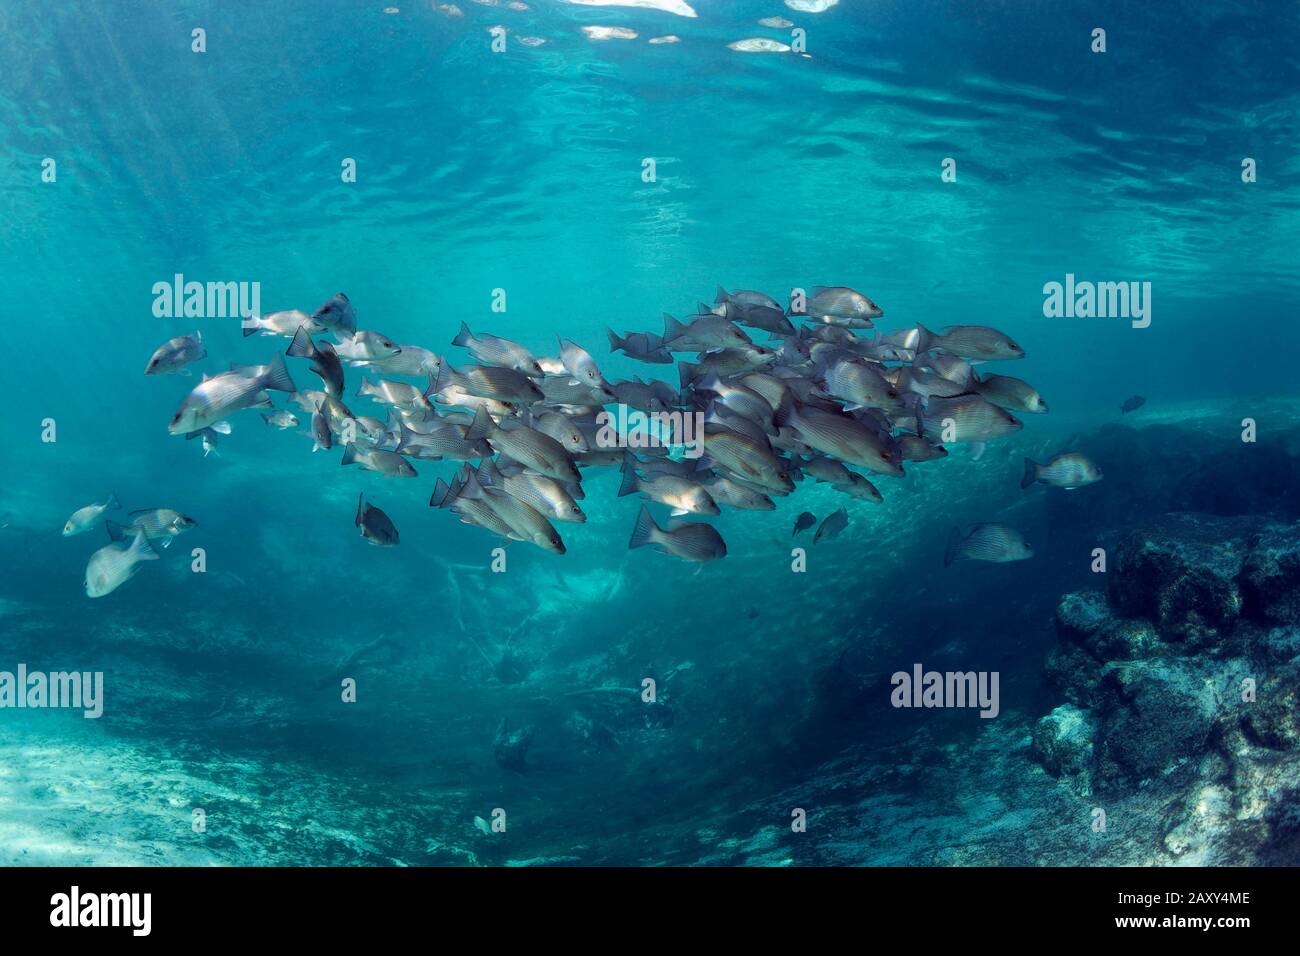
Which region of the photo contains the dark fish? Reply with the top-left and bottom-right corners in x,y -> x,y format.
792,511 -> 816,536
628,505 -> 726,562
355,493 -> 399,546
944,524 -> 1033,567
287,326 -> 346,398
1120,395 -> 1146,414
311,292 -> 357,339
814,507 -> 848,543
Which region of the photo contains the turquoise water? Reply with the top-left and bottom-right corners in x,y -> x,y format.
2,1 -> 1299,865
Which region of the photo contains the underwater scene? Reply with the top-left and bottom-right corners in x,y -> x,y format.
2,0 -> 1300,868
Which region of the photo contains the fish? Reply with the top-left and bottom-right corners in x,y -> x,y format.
310,292 -> 357,339
477,459 -> 586,523
628,505 -> 726,563
393,419 -> 489,462
814,507 -> 848,543
457,471 -> 566,554
944,524 -> 1034,567
435,362 -> 544,405
340,442 -> 418,477
662,313 -> 752,352
62,494 -> 121,536
1021,453 -> 1103,490
453,323 -> 544,377
332,330 -> 401,363
775,396 -> 903,476
465,406 -> 580,483
356,493 -> 399,546
286,326 -> 346,398
1120,395 -> 1146,414
168,354 -> 297,434
834,472 -> 883,503
113,509 -> 197,546
310,402 -> 333,452
359,345 -> 441,378
618,456 -> 719,516
607,328 -> 674,364
85,528 -> 159,598
799,286 -> 882,327
974,373 -> 1047,413
357,377 -> 432,413
792,511 -> 816,536
728,37 -> 791,53
702,474 -> 775,511
915,323 -> 1024,361
145,331 -> 206,375
261,410 -> 299,429
185,426 -> 222,457
896,434 -> 949,462
701,426 -> 794,494
241,309 -> 318,339
920,395 -> 1022,443
431,473 -> 516,542
558,337 -> 608,390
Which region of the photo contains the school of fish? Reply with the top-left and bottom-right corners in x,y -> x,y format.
69,284 -> 1111,595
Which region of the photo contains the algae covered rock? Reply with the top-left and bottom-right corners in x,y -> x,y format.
1031,704 -> 1094,779
1241,526 -> 1300,626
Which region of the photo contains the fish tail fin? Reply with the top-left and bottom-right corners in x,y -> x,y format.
465,405 -> 493,443
262,353 -> 297,393
104,520 -> 127,543
432,361 -> 454,397
452,321 -> 473,348
341,442 -> 359,467
662,313 -> 685,340
678,361 -> 698,389
714,286 -> 730,305
617,458 -> 640,497
628,505 -> 660,550
1020,457 -> 1040,489
430,478 -> 452,509
773,391 -> 797,430
131,529 -> 160,563
286,326 -> 315,358
241,320 -> 258,338
606,327 -> 625,353
944,526 -> 962,568
356,377 -> 371,399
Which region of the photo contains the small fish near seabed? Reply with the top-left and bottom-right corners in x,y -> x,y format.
85,528 -> 159,598
1120,395 -> 1146,414
356,493 -> 399,546
1021,453 -> 1103,490
944,524 -> 1034,567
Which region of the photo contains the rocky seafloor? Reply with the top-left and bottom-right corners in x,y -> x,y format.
2,398 -> 1299,865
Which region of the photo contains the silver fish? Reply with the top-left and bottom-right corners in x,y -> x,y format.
453,323 -> 544,377
85,528 -> 159,598
145,331 -> 206,375
1021,453 -> 1103,490
340,442 -> 417,477
629,505 -> 726,563
63,494 -> 121,536
168,354 -> 296,434
619,456 -> 719,516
